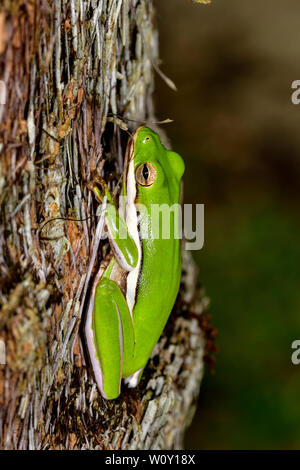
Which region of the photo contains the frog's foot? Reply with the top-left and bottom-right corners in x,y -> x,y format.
124,367 -> 144,389
87,174 -> 112,204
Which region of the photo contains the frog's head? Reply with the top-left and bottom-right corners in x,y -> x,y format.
132,127 -> 185,194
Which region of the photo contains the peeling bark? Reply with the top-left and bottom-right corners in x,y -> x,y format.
0,0 -> 211,450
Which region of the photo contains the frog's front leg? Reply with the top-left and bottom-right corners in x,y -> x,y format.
85,271 -> 135,400
88,178 -> 139,271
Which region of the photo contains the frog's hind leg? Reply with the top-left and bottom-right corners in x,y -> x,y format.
85,278 -> 135,400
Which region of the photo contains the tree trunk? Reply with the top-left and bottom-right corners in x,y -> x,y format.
0,0 -> 210,450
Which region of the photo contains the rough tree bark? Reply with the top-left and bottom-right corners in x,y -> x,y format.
0,0 -> 213,450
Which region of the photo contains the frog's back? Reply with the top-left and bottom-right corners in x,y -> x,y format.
122,127 -> 185,377
126,235 -> 181,375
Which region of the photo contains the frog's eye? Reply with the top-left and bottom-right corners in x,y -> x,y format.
135,162 -> 157,186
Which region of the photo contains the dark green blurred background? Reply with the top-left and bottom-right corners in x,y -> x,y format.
155,0 -> 300,449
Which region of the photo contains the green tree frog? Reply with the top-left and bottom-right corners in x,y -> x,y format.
85,126 -> 185,399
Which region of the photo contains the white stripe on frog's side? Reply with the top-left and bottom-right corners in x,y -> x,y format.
125,146 -> 142,318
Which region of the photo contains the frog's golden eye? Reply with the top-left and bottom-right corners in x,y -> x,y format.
135,162 -> 157,186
